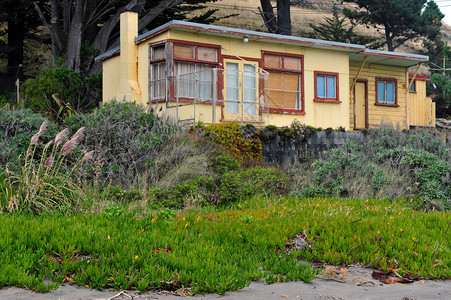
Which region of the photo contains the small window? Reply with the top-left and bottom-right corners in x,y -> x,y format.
174,44 -> 194,59
284,57 -> 301,71
151,45 -> 165,60
314,71 -> 339,102
409,80 -> 416,93
376,78 -> 397,105
198,47 -> 217,62
264,55 -> 282,69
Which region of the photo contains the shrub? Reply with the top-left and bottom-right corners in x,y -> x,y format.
0,108 -> 58,171
64,101 -> 177,187
208,154 -> 240,174
102,185 -> 143,203
204,122 -> 262,161
290,128 -> 451,209
21,64 -> 101,121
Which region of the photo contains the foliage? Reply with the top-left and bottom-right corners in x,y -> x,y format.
0,108 -> 58,171
151,166 -> 290,208
428,71 -> 451,118
64,100 -> 177,187
343,0 -> 428,51
309,5 -> 380,48
204,122 -> 263,161
291,128 -> 451,208
1,196 -> 451,294
0,123 -> 90,214
208,154 -> 241,174
102,185 -> 143,203
21,64 -> 102,121
0,202 -> 321,293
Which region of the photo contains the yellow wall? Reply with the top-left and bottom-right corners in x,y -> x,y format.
102,56 -> 121,102
349,62 -> 408,129
134,30 -> 351,129
408,80 -> 436,127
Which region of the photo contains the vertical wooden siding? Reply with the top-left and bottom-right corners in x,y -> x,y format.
349,62 -> 408,129
408,80 -> 436,127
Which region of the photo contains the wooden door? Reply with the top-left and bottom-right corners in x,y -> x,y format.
354,81 -> 367,129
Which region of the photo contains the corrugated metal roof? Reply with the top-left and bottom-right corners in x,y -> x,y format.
349,49 -> 428,67
95,20 -> 429,67
135,20 -> 366,52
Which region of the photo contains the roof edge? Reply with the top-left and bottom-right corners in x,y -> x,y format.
95,46 -> 120,63
362,49 -> 429,62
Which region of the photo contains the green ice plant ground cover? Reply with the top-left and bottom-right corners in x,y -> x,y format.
0,196 -> 450,294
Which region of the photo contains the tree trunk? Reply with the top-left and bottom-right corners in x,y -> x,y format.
259,0 -> 278,33
385,27 -> 394,51
7,10 -> 25,81
65,0 -> 86,71
277,0 -> 291,35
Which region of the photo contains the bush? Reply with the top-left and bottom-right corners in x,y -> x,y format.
208,154 -> 240,174
102,185 -> 143,203
290,128 -> 451,209
21,64 -> 101,121
150,166 -> 290,208
204,122 -> 262,161
0,108 -> 58,171
64,101 -> 178,187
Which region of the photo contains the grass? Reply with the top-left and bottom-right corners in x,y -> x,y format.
0,196 -> 450,294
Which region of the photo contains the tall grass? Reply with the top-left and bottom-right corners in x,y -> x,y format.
1,122 -> 91,214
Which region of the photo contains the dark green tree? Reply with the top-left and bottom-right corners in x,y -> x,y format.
343,0 -> 427,51
0,0 -> 46,91
428,73 -> 451,118
309,5 -> 380,48
259,0 -> 292,35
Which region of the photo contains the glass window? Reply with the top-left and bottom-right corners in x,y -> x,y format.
174,44 -> 194,59
376,79 -> 396,104
198,47 -> 217,62
409,80 -> 415,92
317,75 -> 326,98
226,62 -> 239,114
264,55 -> 282,69
284,57 -> 301,71
315,72 -> 338,101
151,45 -> 165,60
150,62 -> 165,99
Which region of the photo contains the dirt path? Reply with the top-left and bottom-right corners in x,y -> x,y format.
1,265 -> 450,300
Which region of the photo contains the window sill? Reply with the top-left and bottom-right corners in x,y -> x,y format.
268,108 -> 305,115
374,103 -> 399,107
314,98 -> 341,103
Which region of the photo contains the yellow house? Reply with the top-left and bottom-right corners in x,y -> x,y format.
95,12 -> 434,130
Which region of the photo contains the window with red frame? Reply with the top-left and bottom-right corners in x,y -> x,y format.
263,53 -> 303,113
314,72 -> 339,102
173,44 -> 218,100
149,42 -> 219,101
376,78 -> 397,105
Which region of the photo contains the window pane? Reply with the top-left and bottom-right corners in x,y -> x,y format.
327,76 -> 336,98
243,64 -> 256,115
283,73 -> 299,92
268,72 -> 282,90
284,91 -> 297,109
317,75 -> 326,98
174,44 -> 194,59
198,47 -> 217,62
387,82 -> 395,103
152,45 -> 165,60
377,81 -> 386,102
284,57 -> 301,70
150,62 -> 165,99
226,63 -> 239,114
175,62 -> 195,98
196,64 -> 213,100
264,55 -> 282,69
